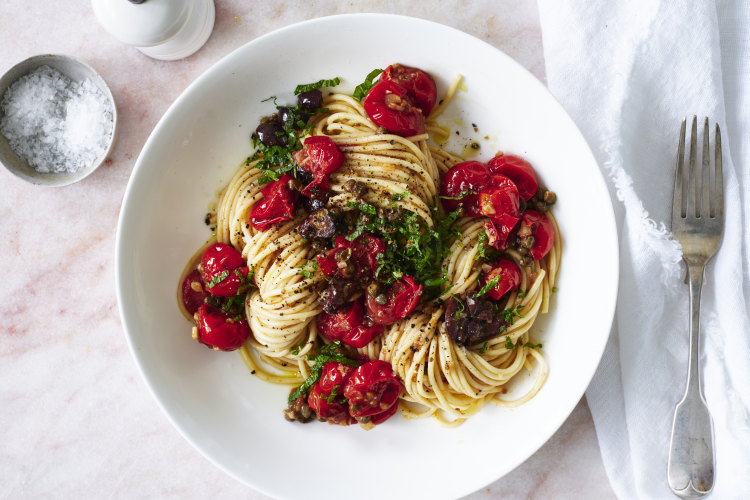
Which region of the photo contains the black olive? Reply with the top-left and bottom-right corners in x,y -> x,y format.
255,120 -> 287,147
297,90 -> 323,111
278,106 -> 310,128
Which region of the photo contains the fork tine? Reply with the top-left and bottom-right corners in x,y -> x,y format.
701,118 -> 710,218
713,124 -> 723,219
687,116 -> 698,218
673,117 -> 687,223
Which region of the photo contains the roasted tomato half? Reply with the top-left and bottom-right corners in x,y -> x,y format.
250,174 -> 297,231
487,154 -> 538,201
363,79 -> 425,137
382,64 -> 437,116
293,135 -> 345,197
308,383 -> 354,425
483,214 -> 521,252
316,298 -> 384,348
365,276 -> 423,326
482,258 -> 522,301
478,174 -> 520,218
439,161 -> 489,216
195,303 -> 251,351
521,210 -> 556,260
200,243 -> 248,297
344,360 -> 401,426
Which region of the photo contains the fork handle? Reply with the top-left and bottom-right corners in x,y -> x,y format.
667,263 -> 715,498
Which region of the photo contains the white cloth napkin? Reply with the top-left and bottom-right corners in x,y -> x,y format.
536,0 -> 750,498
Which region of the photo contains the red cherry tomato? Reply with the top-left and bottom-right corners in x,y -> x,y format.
292,136 -> 345,197
366,276 -> 423,325
250,174 -> 297,231
363,79 -> 425,137
200,243 -> 247,296
487,154 -> 538,201
307,383 -> 354,425
344,360 -> 401,423
478,174 -> 520,218
522,210 -> 556,260
316,299 -> 384,348
318,361 -> 355,393
439,161 -> 489,216
315,234 -> 385,280
382,64 -> 437,116
483,214 -> 520,251
317,299 -> 364,340
482,258 -> 522,301
195,303 -> 251,351
181,269 -> 209,315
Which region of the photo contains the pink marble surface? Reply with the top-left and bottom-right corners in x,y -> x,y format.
0,1 -> 615,498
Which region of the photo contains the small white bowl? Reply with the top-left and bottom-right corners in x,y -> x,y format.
0,54 -> 117,186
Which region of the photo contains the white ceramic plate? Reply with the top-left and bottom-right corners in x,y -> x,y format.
116,14 -> 618,500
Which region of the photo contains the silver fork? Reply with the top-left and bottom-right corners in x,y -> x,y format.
667,116 -> 723,498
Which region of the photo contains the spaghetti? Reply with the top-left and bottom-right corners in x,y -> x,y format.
179,66 -> 561,426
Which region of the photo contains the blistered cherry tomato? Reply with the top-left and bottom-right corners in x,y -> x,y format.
344,360 -> 401,424
478,174 -> 520,218
307,383 -> 354,425
318,361 -> 355,393
482,258 -> 522,301
200,243 -> 247,296
366,276 -> 422,325
293,136 -> 344,197
487,154 -> 538,201
317,298 -> 384,348
439,161 -> 489,215
195,303 -> 250,351
483,214 -> 521,251
363,79 -> 425,136
250,174 -> 297,231
522,210 -> 555,260
382,64 -> 437,116
181,269 -> 209,315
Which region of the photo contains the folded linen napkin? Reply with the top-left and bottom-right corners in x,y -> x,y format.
536,0 -> 750,498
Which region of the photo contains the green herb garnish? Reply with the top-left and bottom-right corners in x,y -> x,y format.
346,201 -> 377,215
207,270 -> 229,288
480,342 -> 489,354
505,336 -> 515,350
288,342 -> 359,402
552,287 -> 558,293
517,290 -> 527,299
353,69 -> 383,100
390,191 -> 411,201
475,274 -> 501,298
294,77 -> 340,95
451,294 -> 465,321
500,304 -> 524,325
524,342 -> 543,349
438,189 -> 476,200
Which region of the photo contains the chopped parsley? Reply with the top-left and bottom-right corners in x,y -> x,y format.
353,68 -> 383,100
500,304 -> 524,325
517,290 -> 527,299
345,202 -> 461,295
294,77 -> 340,95
505,336 -> 515,350
390,191 -> 412,201
298,259 -> 319,279
475,274 -> 501,298
451,294 -> 465,321
480,342 -> 489,354
438,189 -> 476,200
524,342 -> 543,349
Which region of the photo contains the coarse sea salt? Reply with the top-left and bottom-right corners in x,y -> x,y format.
0,65 -> 113,174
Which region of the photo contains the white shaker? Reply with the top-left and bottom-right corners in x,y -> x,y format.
91,0 -> 215,61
